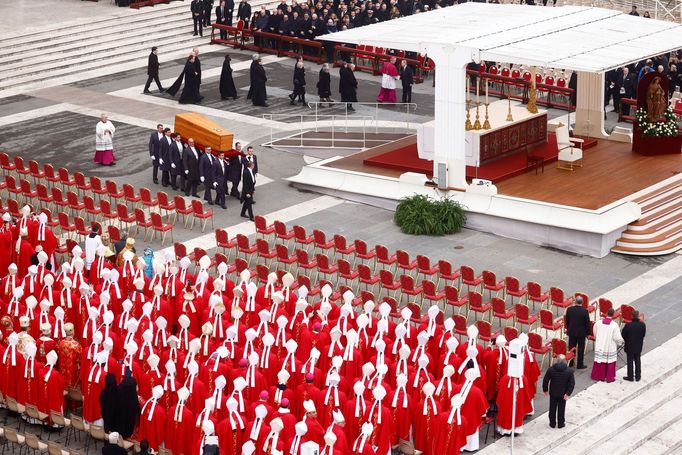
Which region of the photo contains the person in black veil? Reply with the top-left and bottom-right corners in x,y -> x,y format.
250,57 -> 268,107
246,53 -> 259,101
99,373 -> 121,434
166,54 -> 202,104
118,368 -> 141,439
289,60 -> 306,106
317,63 -> 332,107
219,55 -> 238,100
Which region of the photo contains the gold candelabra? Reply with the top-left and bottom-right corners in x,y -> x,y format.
465,99 -> 473,130
506,97 -> 514,122
483,103 -> 491,129
473,102 -> 482,130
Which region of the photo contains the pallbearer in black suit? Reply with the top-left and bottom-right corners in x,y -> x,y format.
183,138 -> 201,197
199,146 -> 215,205
242,146 -> 258,203
240,160 -> 256,221
159,128 -> 173,187
144,47 -> 164,94
148,124 -> 163,184
228,142 -> 242,198
169,133 -> 185,191
212,151 -> 229,209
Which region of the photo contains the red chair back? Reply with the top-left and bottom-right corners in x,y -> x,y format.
422,279 -> 436,296
444,285 -> 459,301
174,195 -> 188,212
416,255 -> 431,272
528,332 -> 544,350
551,338 -> 567,356
274,220 -> 288,237
379,269 -> 395,286
173,242 -> 188,260
158,191 -> 172,209
276,244 -> 291,261
476,320 -> 492,339
74,172 -> 87,189
140,188 -> 155,205
598,298 -> 613,317
360,290 -> 375,304
134,208 -> 147,225
293,225 -> 308,242
399,274 -> 415,291
504,326 -> 519,342
540,309 -> 553,327
216,229 -> 229,246
89,175 -> 104,192
236,234 -> 251,251
116,203 -> 130,219
461,265 -> 475,282
468,291 -> 483,309
454,314 -> 467,335
313,229 -> 329,248
107,224 -> 121,242
354,239 -> 370,256
235,257 -> 249,273
106,180 -> 119,197
338,259 -> 352,276
376,244 -> 391,262
191,199 -> 205,215
84,195 -> 96,211
550,287 -> 565,303
438,259 -> 453,277
58,167 -> 70,184
256,238 -> 271,255
505,276 -> 521,293
334,234 -> 349,250
492,297 -> 506,314
396,249 -> 411,267
528,281 -> 542,299
67,191 -> 79,206
483,270 -> 497,287
515,303 -> 530,320
316,253 -> 331,269
358,264 -> 373,281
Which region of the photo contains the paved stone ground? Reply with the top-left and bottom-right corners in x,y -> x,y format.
2,1 -> 682,452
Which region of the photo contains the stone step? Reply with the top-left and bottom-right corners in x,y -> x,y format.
615,222 -> 682,248
623,205 -> 682,235
611,237 -> 682,256
0,33 -> 207,91
0,2 -> 189,46
549,368 -> 682,454
0,21 -> 196,75
0,9 -> 190,63
628,418 -> 682,455
477,332 -> 682,454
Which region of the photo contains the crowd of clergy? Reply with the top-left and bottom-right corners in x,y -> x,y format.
0,205 -> 544,455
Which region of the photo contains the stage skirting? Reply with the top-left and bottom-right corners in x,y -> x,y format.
364,133 -> 562,183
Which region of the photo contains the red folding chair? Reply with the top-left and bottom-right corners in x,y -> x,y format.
454,314 -> 468,339
514,303 -> 537,331
5,175 -> 21,199
296,249 -> 318,277
107,224 -> 121,243
74,171 -> 91,197
0,152 -> 16,175
36,184 -> 53,211
620,304 -> 642,324
444,285 -> 467,315
550,287 -> 573,314
333,234 -> 355,261
256,238 -> 277,265
337,258 -> 359,286
475,320 -> 498,343
528,332 -> 551,370
274,220 -> 295,245
215,229 -> 238,259
66,191 -> 85,217
551,338 -> 576,365
503,326 -> 519,343
83,195 -> 101,218
58,167 -> 76,192
73,216 -> 90,238
116,203 -> 135,229
28,160 -> 45,185
483,270 -> 504,299
422,279 -> 445,308
58,212 -> 76,239
315,253 -> 338,282
275,244 -> 297,270
140,187 -> 159,211
51,187 -> 69,212
539,309 -> 564,338
157,191 -> 176,223
89,175 -> 108,199
133,208 -> 152,240
461,265 -> 483,292
313,229 -> 335,256
396,250 -> 417,276
14,157 -> 30,180
437,259 -> 461,288
353,239 -> 376,266
492,297 -> 515,328
174,242 -> 194,262
190,199 -> 213,232
416,255 -> 439,280
467,291 -> 491,322
99,199 -> 118,225
398,274 -> 422,303
255,215 -> 275,238
527,281 -> 549,311
293,225 -> 315,250
173,195 -> 193,227
375,244 -> 397,270
123,183 -> 141,208
20,179 -> 37,205
6,199 -> 19,218
358,264 -> 380,291
504,276 -> 527,304
379,269 -> 401,299
297,274 -> 320,297
105,180 -> 124,205
598,298 -> 621,321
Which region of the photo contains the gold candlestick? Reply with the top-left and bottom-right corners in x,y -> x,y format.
506,97 -> 514,122
465,99 -> 473,130
473,101 -> 482,130
483,103 -> 491,129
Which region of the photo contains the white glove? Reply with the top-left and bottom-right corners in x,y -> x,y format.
151,156 -> 156,161
213,182 -> 217,188
171,163 -> 176,169
200,177 -> 205,183
159,159 -> 164,165
185,170 -> 189,175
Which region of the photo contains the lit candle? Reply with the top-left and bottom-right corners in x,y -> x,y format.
466,77 -> 470,101
485,78 -> 489,104
476,77 -> 480,103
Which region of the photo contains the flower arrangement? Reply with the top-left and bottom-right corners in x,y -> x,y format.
635,107 -> 679,137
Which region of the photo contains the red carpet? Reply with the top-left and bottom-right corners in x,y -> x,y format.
364,133 -> 578,183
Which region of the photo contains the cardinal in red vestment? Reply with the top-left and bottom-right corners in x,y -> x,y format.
495,374 -> 534,435
138,385 -> 167,450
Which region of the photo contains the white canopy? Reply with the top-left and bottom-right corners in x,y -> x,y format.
321,4 -> 682,73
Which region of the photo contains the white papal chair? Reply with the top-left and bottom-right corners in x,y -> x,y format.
556,123 -> 584,171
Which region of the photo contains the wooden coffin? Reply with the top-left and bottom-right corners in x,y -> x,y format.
174,113 -> 234,153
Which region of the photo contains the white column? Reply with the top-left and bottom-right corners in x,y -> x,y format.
430,46 -> 475,190
573,71 -> 610,139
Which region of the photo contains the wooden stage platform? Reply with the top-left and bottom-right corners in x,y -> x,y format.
320,134 -> 682,210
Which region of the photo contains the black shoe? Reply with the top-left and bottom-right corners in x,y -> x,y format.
623,376 -> 634,382
290,100 -> 295,105
249,217 -> 254,221
263,103 -> 269,107
192,193 -> 200,198
289,94 -> 295,101
636,377 -> 641,382
241,214 -> 249,218
143,90 -> 151,94
162,184 -> 168,188
577,365 -> 587,370
153,179 -> 159,184
194,33 -> 198,36
234,96 -> 240,100
558,424 -> 565,429
160,88 -> 165,93
549,423 -> 556,428
220,205 -> 227,209
171,186 -> 178,191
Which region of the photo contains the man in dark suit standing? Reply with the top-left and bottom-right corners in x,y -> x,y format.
565,296 -> 590,369
216,1 -> 229,40
183,138 -> 201,197
203,0 -> 214,27
228,142 -> 243,198
240,160 -> 256,221
144,47 -> 164,94
212,151 -> 229,209
622,310 -> 646,382
542,355 -> 575,429
199,146 -> 215,205
169,133 -> 184,191
148,124 -> 163,185
399,59 -> 414,103
237,0 -> 252,27
242,146 -> 258,203
191,0 -> 204,36
616,67 -> 635,115
159,128 -> 173,187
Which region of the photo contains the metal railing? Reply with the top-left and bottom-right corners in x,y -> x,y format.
261,102 -> 419,149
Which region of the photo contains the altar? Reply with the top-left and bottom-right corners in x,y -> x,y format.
417,100 -> 548,166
